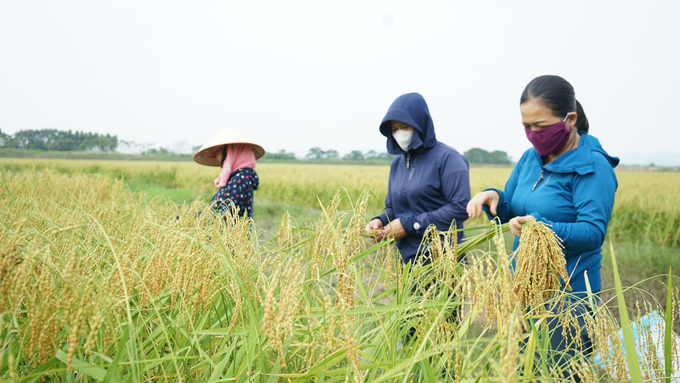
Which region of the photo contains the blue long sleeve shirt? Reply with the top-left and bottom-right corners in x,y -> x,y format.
484,131 -> 619,295
376,93 -> 470,263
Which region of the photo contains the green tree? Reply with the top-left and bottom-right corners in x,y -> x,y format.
343,150 -> 364,161
305,147 -> 326,160
364,150 -> 378,159
0,129 -> 17,148
464,148 -> 511,164
325,149 -> 339,160
6,129 -> 118,152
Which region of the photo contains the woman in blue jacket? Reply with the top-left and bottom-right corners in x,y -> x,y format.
467,75 -> 619,372
365,92 -> 470,264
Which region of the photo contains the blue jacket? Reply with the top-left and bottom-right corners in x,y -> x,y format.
376,93 -> 470,263
484,131 -> 619,295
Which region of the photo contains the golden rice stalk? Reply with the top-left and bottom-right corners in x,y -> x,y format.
497,304 -> 522,383
570,358 -> 598,383
338,295 -> 361,382
585,306 -> 628,382
513,220 -> 571,312
0,219 -> 27,311
261,256 -> 303,370
277,211 -> 293,249
310,193 -> 343,279
318,288 -> 337,363
224,280 -> 242,336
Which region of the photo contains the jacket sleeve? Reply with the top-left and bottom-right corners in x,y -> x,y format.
528,160 -> 617,253
483,161 -> 521,223
400,155 -> 471,234
374,162 -> 396,225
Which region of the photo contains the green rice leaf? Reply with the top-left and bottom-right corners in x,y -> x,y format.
102,325 -> 130,383
609,241 -> 643,382
55,350 -> 123,383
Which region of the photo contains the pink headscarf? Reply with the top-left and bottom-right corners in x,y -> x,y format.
214,144 -> 257,188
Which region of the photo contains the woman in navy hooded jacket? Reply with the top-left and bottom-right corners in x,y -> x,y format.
467,75 -> 619,369
365,93 -> 470,264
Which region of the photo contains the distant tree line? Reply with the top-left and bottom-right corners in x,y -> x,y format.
0,129 -> 118,152
0,130 -> 510,164
263,147 -> 512,164
261,148 -> 395,162
463,148 -> 511,164
305,147 -> 394,161
263,150 -> 298,160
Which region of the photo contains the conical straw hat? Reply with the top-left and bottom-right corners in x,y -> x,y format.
193,127 -> 265,167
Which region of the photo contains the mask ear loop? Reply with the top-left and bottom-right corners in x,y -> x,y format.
564,112 -> 575,130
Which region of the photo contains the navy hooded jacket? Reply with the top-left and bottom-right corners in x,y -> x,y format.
375,93 -> 471,263
484,131 -> 619,296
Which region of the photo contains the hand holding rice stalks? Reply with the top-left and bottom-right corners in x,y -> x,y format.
513,220 -> 571,312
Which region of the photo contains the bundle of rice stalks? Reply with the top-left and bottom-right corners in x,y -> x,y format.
513,220 -> 571,312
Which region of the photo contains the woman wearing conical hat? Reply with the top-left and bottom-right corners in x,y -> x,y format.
194,128 -> 265,218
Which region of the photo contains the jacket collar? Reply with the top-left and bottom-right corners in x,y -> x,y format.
531,131 -> 619,175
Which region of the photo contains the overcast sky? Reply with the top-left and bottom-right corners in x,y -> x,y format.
1,1 -> 678,163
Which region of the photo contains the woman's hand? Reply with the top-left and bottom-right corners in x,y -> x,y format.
214,177 -> 221,188
509,215 -> 536,237
467,190 -> 500,218
381,218 -> 407,241
365,218 -> 384,242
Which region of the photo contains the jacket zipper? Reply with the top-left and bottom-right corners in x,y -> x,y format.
399,154 -> 409,203
532,170 -> 544,191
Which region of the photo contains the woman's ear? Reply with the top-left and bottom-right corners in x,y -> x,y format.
568,112 -> 578,130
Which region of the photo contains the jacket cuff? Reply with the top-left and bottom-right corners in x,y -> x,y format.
373,214 -> 388,226
483,188 -> 503,202
400,214 -> 417,235
482,188 -> 504,220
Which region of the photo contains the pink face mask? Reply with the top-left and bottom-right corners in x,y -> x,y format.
525,114 -> 573,156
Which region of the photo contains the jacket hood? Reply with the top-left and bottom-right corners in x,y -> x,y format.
539,131 -> 620,174
379,93 -> 437,155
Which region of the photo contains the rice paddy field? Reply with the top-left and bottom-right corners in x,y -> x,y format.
1,158 -> 680,382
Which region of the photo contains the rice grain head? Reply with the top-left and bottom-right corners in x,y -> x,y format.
513,221 -> 571,314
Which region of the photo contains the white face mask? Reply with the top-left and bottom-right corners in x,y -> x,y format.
392,129 -> 413,152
